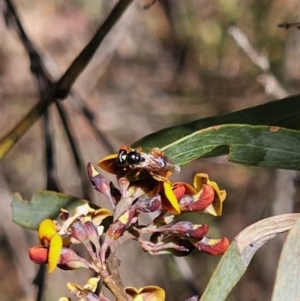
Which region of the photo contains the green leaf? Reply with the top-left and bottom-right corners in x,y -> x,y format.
11,190 -> 89,230
200,241 -> 246,301
199,214 -> 300,301
132,94 -> 300,151
271,216 -> 300,301
160,125 -> 300,170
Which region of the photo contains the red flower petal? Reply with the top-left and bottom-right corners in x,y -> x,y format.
179,184 -> 214,212
29,246 -> 49,264
196,237 -> 229,255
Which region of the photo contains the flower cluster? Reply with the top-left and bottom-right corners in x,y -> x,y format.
29,145 -> 229,301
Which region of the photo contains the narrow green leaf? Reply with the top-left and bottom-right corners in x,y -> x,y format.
161,125 -> 300,170
199,214 -> 300,301
11,190 -> 89,229
200,242 -> 246,301
132,94 -> 300,151
271,217 -> 300,301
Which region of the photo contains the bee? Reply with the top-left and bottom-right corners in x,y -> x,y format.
117,146 -> 180,175
117,149 -> 145,166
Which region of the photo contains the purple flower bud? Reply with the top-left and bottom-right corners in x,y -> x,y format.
58,248 -> 91,270
156,221 -> 208,239
107,220 -> 126,240
142,237 -> 194,256
84,221 -> 101,256
85,292 -> 101,301
70,220 -> 89,243
71,220 -> 97,261
134,195 -> 162,213
87,163 -> 115,207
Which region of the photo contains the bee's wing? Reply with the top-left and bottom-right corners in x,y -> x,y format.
136,153 -> 180,174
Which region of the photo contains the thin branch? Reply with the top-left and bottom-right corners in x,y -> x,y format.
43,110 -> 60,192
278,22 -> 300,30
1,0 -> 121,206
4,0 -> 61,193
228,26 -> 270,72
228,25 -> 288,99
102,256 -> 132,301
4,0 -> 42,71
0,98 -> 53,160
70,91 -> 115,153
0,0 -> 133,160
5,2 -> 59,299
54,0 -> 134,99
55,101 -> 92,199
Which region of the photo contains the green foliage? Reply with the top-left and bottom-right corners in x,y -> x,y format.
162,124 -> 300,170
12,191 -> 88,229
199,214 -> 300,301
133,94 -> 300,151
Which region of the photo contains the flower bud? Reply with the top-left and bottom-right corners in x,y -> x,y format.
107,220 -> 125,240
134,195 -> 162,213
70,220 -> 89,244
87,163 -> 115,207
85,291 -> 100,301
58,248 -> 91,270
84,221 -> 101,255
156,221 -> 209,239
70,220 -> 97,261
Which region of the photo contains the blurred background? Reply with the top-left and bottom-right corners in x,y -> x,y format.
0,0 -> 300,300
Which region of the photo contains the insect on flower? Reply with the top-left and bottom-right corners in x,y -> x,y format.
117,149 -> 145,166
117,146 -> 180,175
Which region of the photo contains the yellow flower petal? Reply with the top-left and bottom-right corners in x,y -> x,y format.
163,181 -> 181,215
139,285 -> 165,301
193,173 -> 226,216
38,219 -> 57,246
125,287 -> 139,296
67,282 -> 82,294
97,153 -> 118,174
58,297 -> 71,301
91,208 -> 113,225
83,277 -> 100,292
126,286 -> 165,301
48,233 -> 63,273
205,189 -> 227,216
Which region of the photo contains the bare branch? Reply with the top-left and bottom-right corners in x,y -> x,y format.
228,25 -> 288,99
278,22 -> 300,30
228,26 -> 270,72
102,256 -> 132,301
0,0 -> 131,160
54,0 -> 134,99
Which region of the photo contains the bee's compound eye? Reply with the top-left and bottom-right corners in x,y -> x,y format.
117,150 -> 127,165
127,151 -> 142,165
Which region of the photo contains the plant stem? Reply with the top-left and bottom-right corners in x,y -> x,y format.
102,256 -> 132,301
0,0 -> 133,160
54,0 -> 134,99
